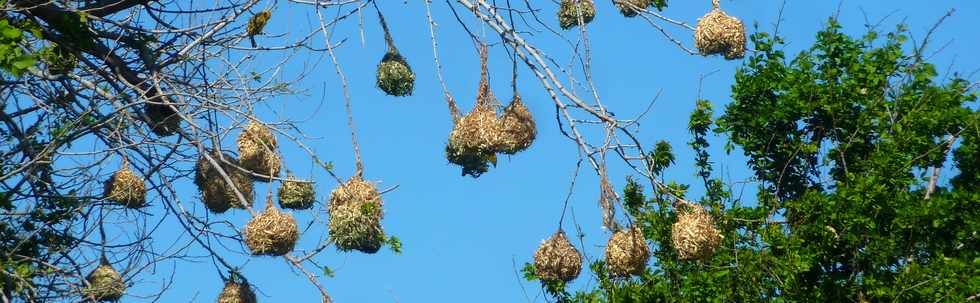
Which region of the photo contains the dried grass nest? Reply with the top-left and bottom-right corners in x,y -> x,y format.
613,0 -> 651,17
558,0 -> 596,30
217,280 -> 257,303
694,2 -> 746,60
244,201 -> 299,256
533,230 -> 582,282
497,95 -> 537,155
103,165 -> 146,208
377,51 -> 416,97
605,226 -> 650,277
194,152 -> 254,213
446,101 -> 500,177
145,97 -> 181,137
85,258 -> 126,302
328,177 -> 385,253
671,203 -> 723,260
237,122 -> 281,182
278,174 -> 316,210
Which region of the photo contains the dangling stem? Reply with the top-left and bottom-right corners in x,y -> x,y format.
712,0 -> 720,9
373,2 -> 399,54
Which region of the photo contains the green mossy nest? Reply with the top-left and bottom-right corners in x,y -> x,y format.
604,226 -> 650,277
217,280 -> 257,303
103,165 -> 147,208
244,202 -> 299,256
694,5 -> 746,60
328,177 -> 385,253
671,204 -> 723,261
85,260 -> 126,302
41,44 -> 77,75
194,152 -> 254,213
144,98 -> 181,137
533,230 -> 582,282
376,52 -> 416,97
613,0 -> 652,17
237,122 -> 281,182
558,0 -> 596,30
278,174 -> 316,210
497,94 -> 536,155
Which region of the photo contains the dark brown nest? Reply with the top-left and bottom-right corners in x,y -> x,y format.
671,204 -> 722,260
497,94 -> 536,155
237,122 -> 281,182
103,166 -> 146,208
613,0 -> 651,17
694,5 -> 746,60
558,0 -> 597,30
327,176 -> 385,253
533,230 -> 582,282
217,280 -> 257,303
244,202 -> 299,256
194,152 -> 254,213
144,97 -> 181,137
278,174 -> 316,210
85,259 -> 126,302
604,226 -> 650,277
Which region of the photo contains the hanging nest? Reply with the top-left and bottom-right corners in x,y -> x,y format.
694,1 -> 746,60
671,202 -> 723,260
446,102 -> 500,177
533,230 -> 583,282
194,152 -> 254,213
217,280 -> 257,303
85,258 -> 126,302
278,174 -> 316,210
328,177 -> 385,253
244,201 -> 299,256
497,94 -> 536,155
377,51 -> 416,97
145,97 -> 181,137
103,165 -> 147,208
613,0 -> 651,17
40,44 -> 77,75
558,0 -> 597,30
237,122 -> 281,182
604,226 -> 650,277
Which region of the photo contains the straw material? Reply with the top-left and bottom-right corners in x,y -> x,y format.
613,0 -> 651,17
446,103 -> 500,177
605,226 -> 650,277
671,204 -> 722,260
533,230 -> 582,282
694,4 -> 746,60
328,177 -> 383,209
85,260 -> 125,302
237,122 -> 281,182
558,0 -> 596,30
217,281 -> 257,303
145,100 -> 180,137
328,200 -> 385,254
497,95 -> 536,155
278,174 -> 315,210
245,202 -> 299,256
103,166 -> 146,208
194,152 -> 254,213
377,52 -> 416,97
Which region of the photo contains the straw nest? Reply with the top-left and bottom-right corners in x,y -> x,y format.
328,177 -> 385,253
671,204 -> 722,260
613,0 -> 651,17
605,226 -> 650,277
85,259 -> 126,302
533,230 -> 582,282
245,201 -> 299,256
446,102 -> 500,177
237,122 -> 281,182
194,152 -> 254,213
217,280 -> 257,303
497,95 -> 536,155
278,174 -> 316,210
694,3 -> 746,60
377,51 -> 416,97
103,165 -> 146,208
558,0 -> 596,30
145,98 -> 181,137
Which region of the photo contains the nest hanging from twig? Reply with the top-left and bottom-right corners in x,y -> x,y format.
533,230 -> 582,282
244,201 -> 299,256
278,174 -> 316,210
558,0 -> 597,30
497,94 -> 536,155
671,202 -> 723,260
194,152 -> 254,213
103,165 -> 146,208
328,177 -> 385,253
85,258 -> 126,302
694,1 -> 746,60
144,97 -> 181,137
377,51 -> 416,97
446,49 -> 503,177
217,280 -> 257,303
605,226 -> 650,277
613,0 -> 651,17
237,122 -> 281,182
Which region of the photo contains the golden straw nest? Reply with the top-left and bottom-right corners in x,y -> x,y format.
446,74 -> 504,177
237,122 -> 281,182
558,0 -> 596,30
328,176 -> 383,210
217,280 -> 257,303
497,95 -> 536,155
328,199 -> 385,254
145,99 -> 181,137
533,230 -> 582,282
278,174 -> 316,210
605,226 -> 650,277
85,260 -> 126,302
194,152 -> 254,213
245,201 -> 299,256
103,166 -> 146,208
694,4 -> 746,60
671,204 -> 723,260
613,0 -> 651,17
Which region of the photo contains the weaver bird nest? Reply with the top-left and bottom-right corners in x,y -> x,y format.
244,202 -> 299,256
613,0 -> 651,17
194,152 -> 254,213
694,2 -> 746,60
328,177 -> 385,253
671,203 -> 722,260
237,122 -> 281,182
103,165 -> 146,208
446,102 -> 500,177
496,94 -> 536,155
278,174 -> 316,210
605,226 -> 650,277
217,280 -> 257,303
85,259 -> 126,302
144,98 -> 181,137
533,230 -> 582,282
558,0 -> 596,30
376,51 -> 416,97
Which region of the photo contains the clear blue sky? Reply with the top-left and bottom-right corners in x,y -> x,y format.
116,1 -> 979,302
